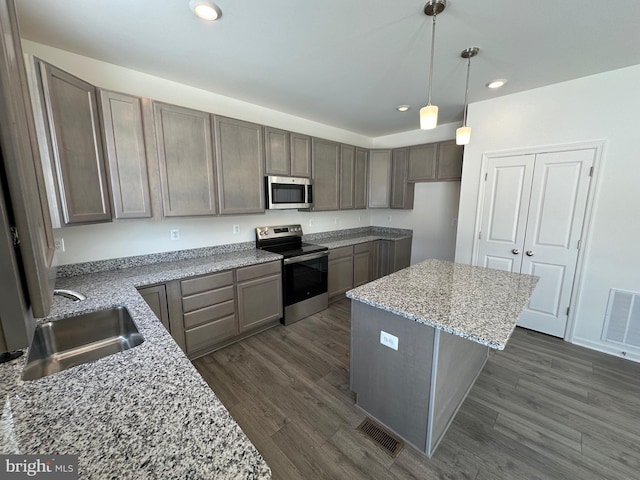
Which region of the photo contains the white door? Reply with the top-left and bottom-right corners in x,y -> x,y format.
476,155 -> 535,273
476,149 -> 593,337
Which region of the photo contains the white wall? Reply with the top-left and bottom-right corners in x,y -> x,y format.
455,64 -> 640,360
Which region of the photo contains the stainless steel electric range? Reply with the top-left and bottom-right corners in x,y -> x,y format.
255,224 -> 328,325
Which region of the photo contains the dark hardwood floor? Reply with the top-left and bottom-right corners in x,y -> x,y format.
193,299 -> 640,480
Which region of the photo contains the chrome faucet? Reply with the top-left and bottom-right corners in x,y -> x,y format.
53,289 -> 87,302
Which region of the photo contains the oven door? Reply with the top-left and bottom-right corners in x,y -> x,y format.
282,251 -> 328,307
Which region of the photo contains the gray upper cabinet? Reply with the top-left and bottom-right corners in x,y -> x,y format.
214,116 -> 265,215
290,133 -> 312,178
311,138 -> 340,211
154,102 -> 216,217
391,148 -> 414,210
99,90 -> 152,219
436,140 -> 464,181
264,126 -> 290,176
368,149 -> 392,208
339,144 -> 355,210
37,60 -> 112,225
408,143 -> 437,182
354,148 -> 368,209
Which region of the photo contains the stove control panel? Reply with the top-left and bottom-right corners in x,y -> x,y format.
255,224 -> 303,241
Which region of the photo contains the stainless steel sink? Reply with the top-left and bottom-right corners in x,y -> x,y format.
22,306 -> 144,381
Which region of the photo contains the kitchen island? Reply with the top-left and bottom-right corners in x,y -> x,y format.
346,259 -> 538,457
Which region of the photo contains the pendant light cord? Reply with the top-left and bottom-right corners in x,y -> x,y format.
427,13 -> 437,106
462,55 -> 471,126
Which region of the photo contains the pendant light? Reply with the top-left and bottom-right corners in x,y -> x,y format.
420,0 -> 446,130
456,47 -> 479,145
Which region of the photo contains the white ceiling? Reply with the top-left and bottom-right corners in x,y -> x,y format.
15,0 -> 640,137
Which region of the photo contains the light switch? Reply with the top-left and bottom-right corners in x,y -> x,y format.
380,331 -> 399,350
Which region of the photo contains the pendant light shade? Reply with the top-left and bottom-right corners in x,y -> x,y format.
420,105 -> 439,130
420,0 -> 446,130
456,47 -> 479,145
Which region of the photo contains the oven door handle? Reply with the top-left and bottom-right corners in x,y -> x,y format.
283,251 -> 329,265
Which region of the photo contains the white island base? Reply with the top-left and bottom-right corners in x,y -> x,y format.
350,300 -> 489,457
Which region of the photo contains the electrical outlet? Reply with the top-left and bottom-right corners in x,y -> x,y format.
452,217 -> 458,227
54,238 -> 65,252
334,217 -> 338,225
380,331 -> 399,351
170,229 -> 180,240
358,215 -> 362,222
309,219 -> 315,226
387,215 -> 392,223
232,224 -> 240,234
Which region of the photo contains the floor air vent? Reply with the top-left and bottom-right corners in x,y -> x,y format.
602,289 -> 640,348
356,418 -> 404,457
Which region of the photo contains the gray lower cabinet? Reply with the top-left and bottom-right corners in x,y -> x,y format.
354,148 -> 368,209
368,150 -> 392,208
236,261 -> 283,332
328,245 -> 355,301
99,90 -> 152,219
374,237 -> 413,279
353,242 -> 372,287
391,148 -> 414,210
312,138 -> 341,211
180,270 -> 237,357
408,143 -> 437,182
35,59 -> 112,225
137,284 -> 170,332
436,141 -> 464,181
339,144 -> 355,209
154,102 -> 216,216
264,126 -> 290,176
214,116 -> 265,214
290,132 -> 312,178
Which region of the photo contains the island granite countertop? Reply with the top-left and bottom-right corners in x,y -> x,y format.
346,258 -> 539,350
0,248 -> 280,479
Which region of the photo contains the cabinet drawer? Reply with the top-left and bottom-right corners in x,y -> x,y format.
329,245 -> 353,260
182,285 -> 234,313
354,242 -> 371,254
183,299 -> 235,330
181,270 -> 233,296
184,314 -> 238,353
236,261 -> 281,282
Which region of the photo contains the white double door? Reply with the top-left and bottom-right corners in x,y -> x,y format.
475,148 -> 594,337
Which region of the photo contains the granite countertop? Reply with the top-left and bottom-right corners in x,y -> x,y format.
346,258 -> 539,350
308,228 -> 412,250
0,249 -> 280,479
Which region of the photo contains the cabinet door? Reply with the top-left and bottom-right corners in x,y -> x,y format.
290,132 -> 312,178
353,243 -> 371,287
368,150 -> 392,208
408,143 -> 437,181
312,138 -> 340,211
437,141 -> 464,181
214,116 -> 265,214
328,256 -> 354,299
392,237 -> 412,271
237,274 -> 283,332
339,144 -> 355,210
391,148 -> 414,209
38,61 -> 112,224
138,284 -> 170,332
354,148 -> 368,209
154,102 -> 216,216
99,90 -> 152,219
264,126 -> 290,176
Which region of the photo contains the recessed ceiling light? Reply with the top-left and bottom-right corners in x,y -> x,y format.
396,105 -> 411,112
189,0 -> 222,21
487,79 -> 507,89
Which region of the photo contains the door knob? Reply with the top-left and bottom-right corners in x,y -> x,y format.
512,249 -> 520,255
526,250 -> 534,256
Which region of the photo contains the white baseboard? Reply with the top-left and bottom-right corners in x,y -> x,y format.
571,336 -> 640,364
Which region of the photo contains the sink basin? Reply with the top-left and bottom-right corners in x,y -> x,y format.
22,306 -> 144,381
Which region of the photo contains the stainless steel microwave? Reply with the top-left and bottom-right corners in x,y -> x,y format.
265,176 -> 313,210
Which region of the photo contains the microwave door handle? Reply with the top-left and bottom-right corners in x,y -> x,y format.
283,251 -> 328,265
307,184 -> 313,205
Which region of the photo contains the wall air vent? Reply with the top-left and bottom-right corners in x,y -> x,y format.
602,289 -> 640,348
